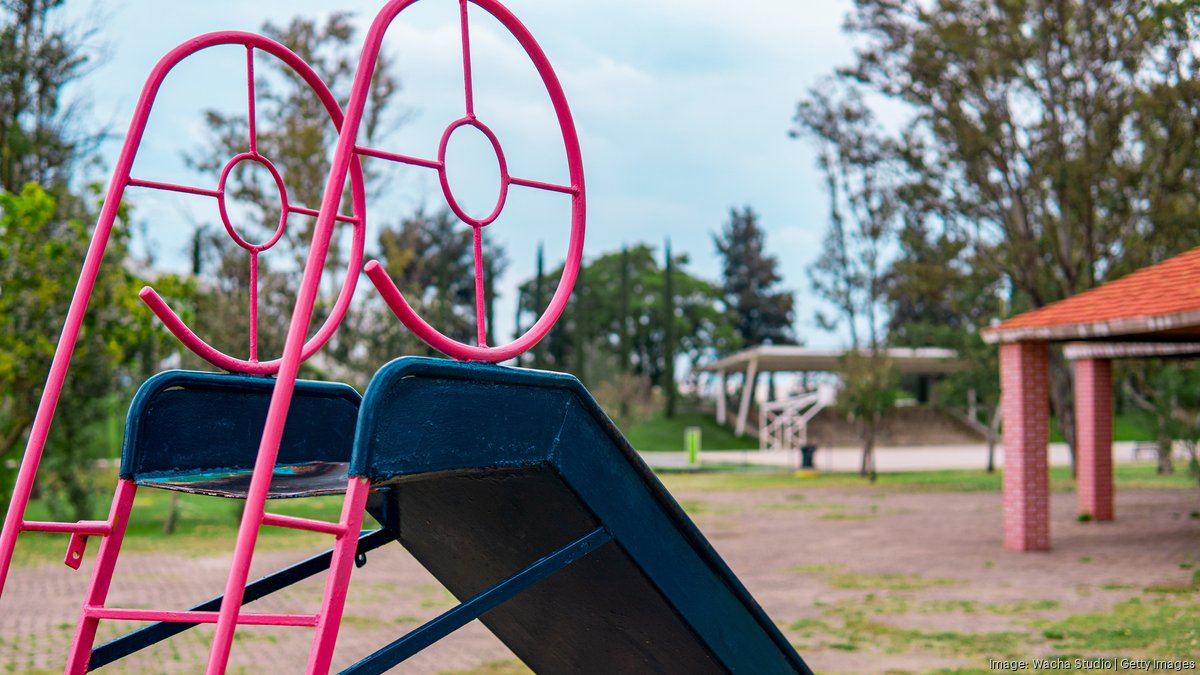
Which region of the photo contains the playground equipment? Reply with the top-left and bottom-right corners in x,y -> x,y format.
0,1 -> 812,673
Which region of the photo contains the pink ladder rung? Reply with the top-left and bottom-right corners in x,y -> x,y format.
20,520 -> 111,536
261,512 -> 348,536
84,607 -> 320,627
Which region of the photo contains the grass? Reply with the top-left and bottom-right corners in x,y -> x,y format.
624,412 -> 751,452
812,594 -> 1060,617
1032,595 -> 1200,657
792,603 -> 1026,659
786,586 -> 1198,667
823,573 -> 962,592
12,485 -> 343,568
1050,410 -> 1157,443
657,461 -> 1197,494
625,408 -> 1161,450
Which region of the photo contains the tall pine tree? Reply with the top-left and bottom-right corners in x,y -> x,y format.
713,207 -> 796,349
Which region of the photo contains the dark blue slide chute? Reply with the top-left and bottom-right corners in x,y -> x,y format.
353,357 -> 812,674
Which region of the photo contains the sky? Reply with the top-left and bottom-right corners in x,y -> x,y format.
66,0 -> 860,353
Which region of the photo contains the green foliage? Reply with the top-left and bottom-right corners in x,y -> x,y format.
835,351 -> 898,480
838,0 -> 1200,303
0,184 -> 178,518
712,206 -> 795,348
887,225 -> 1003,338
517,244 -> 740,388
662,240 -> 677,416
0,0 -> 94,195
1122,360 -> 1200,476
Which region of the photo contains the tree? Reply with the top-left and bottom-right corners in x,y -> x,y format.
886,210 -> 1005,472
1,184 -> 176,518
814,0 -> 1200,469
517,244 -> 740,391
1122,361 -> 1200,475
836,352 -> 897,482
793,88 -> 896,350
793,87 -> 898,478
713,206 -> 796,348
0,2 -> 177,518
0,0 -> 95,198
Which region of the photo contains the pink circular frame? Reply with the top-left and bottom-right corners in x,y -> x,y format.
217,152 -> 290,252
437,116 -> 509,228
134,33 -> 368,375
361,0 -> 586,363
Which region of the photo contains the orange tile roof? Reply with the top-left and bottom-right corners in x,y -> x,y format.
982,246 -> 1200,342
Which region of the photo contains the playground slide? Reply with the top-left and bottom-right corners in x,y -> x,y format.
348,357 -> 813,674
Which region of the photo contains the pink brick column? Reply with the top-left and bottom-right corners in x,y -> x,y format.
1000,341 -> 1051,551
1074,358 -> 1114,521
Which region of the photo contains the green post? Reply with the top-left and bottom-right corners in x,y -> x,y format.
685,426 -> 701,467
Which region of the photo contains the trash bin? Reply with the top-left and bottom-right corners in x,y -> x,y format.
799,444 -> 817,470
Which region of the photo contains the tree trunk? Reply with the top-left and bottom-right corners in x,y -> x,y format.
163,492 -> 181,535
1156,416 -> 1175,475
859,420 -> 877,483
986,402 -> 1002,474
663,240 -> 677,418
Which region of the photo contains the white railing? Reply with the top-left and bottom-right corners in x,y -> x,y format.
759,384 -> 837,451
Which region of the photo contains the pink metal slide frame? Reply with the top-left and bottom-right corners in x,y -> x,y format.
0,0 -> 584,672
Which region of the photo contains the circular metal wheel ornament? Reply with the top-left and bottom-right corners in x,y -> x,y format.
134,33 -> 367,375
363,0 -> 585,363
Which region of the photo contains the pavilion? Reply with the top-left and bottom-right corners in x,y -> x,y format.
981,246 -> 1200,551
700,345 -> 965,437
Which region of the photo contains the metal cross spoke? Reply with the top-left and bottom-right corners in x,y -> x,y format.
287,204 -> 360,224
472,226 -> 488,346
459,0 -> 475,118
354,144 -> 443,171
246,46 -> 258,155
508,175 -> 579,195
126,177 -> 220,198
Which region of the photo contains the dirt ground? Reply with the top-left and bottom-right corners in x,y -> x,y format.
1,482 -> 1197,674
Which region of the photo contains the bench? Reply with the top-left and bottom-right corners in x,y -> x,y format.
1132,441 -> 1161,461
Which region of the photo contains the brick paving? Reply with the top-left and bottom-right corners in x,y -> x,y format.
2,484 -> 1197,674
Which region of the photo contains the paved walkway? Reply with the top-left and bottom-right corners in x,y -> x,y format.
642,440 -> 1168,471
